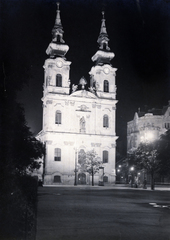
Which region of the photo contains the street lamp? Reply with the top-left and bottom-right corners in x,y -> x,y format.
130,166 -> 134,171
129,166 -> 134,187
74,148 -> 78,186
116,165 -> 122,183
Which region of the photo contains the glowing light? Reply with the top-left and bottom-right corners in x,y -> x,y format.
119,165 -> 121,168
130,167 -> 134,171
141,131 -> 155,143
145,131 -> 154,142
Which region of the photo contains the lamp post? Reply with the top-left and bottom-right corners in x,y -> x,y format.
116,165 -> 122,184
130,166 -> 134,187
74,148 -> 78,186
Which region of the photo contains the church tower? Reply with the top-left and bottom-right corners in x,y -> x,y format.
89,11 -> 117,100
42,3 -> 71,132
43,3 -> 71,97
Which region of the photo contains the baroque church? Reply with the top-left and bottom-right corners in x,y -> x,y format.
37,4 -> 118,185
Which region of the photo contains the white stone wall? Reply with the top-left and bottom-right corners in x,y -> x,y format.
42,131 -> 116,185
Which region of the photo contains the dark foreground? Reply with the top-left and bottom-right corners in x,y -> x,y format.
36,186 -> 170,240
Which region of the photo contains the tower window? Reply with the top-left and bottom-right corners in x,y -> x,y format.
56,74 -> 62,87
103,43 -> 107,50
54,148 -> 61,161
57,35 -> 61,43
55,111 -> 61,124
103,114 -> 109,128
54,175 -> 61,182
103,150 -> 108,163
104,80 -> 109,92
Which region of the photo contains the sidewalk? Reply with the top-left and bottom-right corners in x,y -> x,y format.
42,184 -> 170,191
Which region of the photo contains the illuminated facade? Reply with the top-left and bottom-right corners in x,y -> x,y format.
127,102 -> 170,152
37,5 -> 118,185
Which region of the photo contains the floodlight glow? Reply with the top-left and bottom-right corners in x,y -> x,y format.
119,165 -> 121,168
140,131 -> 155,143
145,131 -> 154,142
130,167 -> 134,171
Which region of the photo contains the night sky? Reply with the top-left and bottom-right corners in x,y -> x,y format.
2,0 -> 170,154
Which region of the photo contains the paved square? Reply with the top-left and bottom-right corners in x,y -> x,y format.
36,187 -> 170,240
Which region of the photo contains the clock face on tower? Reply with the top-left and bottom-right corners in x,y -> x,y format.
56,60 -> 63,68
104,67 -> 110,74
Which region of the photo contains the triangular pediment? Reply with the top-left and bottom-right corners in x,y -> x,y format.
70,90 -> 97,99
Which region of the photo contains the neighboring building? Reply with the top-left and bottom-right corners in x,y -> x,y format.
37,5 -> 118,185
127,102 -> 170,152
127,103 -> 170,184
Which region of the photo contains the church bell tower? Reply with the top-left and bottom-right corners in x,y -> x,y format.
43,3 -> 71,97
89,12 -> 117,100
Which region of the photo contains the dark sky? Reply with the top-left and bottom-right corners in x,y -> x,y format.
2,0 -> 170,153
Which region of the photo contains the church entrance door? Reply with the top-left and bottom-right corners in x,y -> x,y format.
78,173 -> 86,185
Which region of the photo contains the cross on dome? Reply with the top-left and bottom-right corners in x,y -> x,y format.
79,77 -> 87,90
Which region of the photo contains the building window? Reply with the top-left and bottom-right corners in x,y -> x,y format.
56,74 -> 62,87
78,149 -> 86,164
55,111 -> 61,124
54,175 -> 61,182
103,176 -> 108,182
103,115 -> 109,128
54,148 -> 61,161
165,123 -> 170,129
103,150 -> 108,163
104,80 -> 109,92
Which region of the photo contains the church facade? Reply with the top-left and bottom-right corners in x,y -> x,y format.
37,4 -> 118,186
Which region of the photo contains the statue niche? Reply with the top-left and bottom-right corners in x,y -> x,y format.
80,116 -> 86,133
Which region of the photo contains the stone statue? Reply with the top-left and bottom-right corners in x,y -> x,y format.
72,84 -> 78,93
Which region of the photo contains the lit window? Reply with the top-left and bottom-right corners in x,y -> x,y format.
54,148 -> 61,161
103,115 -> 109,128
103,150 -> 108,163
54,175 -> 61,182
56,74 -> 62,87
55,111 -> 61,124
104,80 -> 109,92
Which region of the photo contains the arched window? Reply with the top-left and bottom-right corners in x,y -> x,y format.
104,80 -> 109,92
103,176 -> 108,182
103,43 -> 107,50
56,74 -> 62,87
78,149 -> 86,164
103,115 -> 109,128
54,175 -> 61,182
57,35 -> 61,43
54,148 -> 61,161
103,150 -> 108,163
55,111 -> 61,124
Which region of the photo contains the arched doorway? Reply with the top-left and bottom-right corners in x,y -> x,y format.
78,173 -> 86,185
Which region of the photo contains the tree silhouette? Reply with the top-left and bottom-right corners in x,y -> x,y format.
78,149 -> 102,186
157,130 -> 170,178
